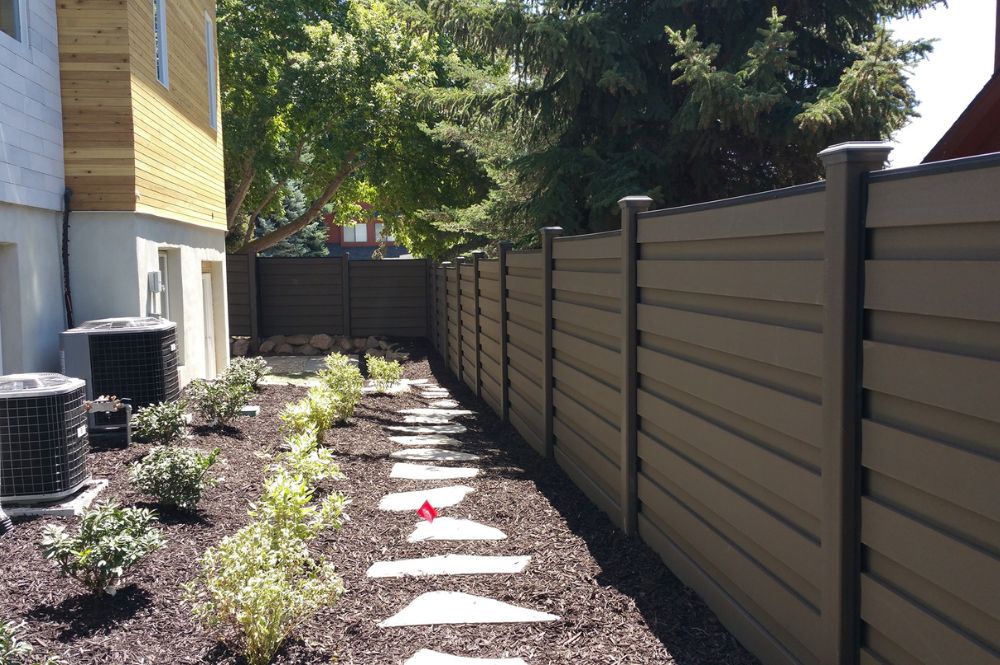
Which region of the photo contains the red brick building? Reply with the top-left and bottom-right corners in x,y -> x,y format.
322,206 -> 408,259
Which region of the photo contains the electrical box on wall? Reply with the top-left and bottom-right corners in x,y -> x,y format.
148,271 -> 163,293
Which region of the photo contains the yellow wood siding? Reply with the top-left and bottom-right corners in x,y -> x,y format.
56,0 -> 225,229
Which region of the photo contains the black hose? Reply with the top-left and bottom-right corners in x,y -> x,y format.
62,187 -> 74,329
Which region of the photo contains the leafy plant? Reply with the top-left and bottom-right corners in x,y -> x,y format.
366,356 -> 403,392
317,354 -> 363,421
132,400 -> 187,446
250,470 -> 348,545
278,432 -> 343,487
0,620 -> 64,665
130,446 -> 221,510
187,379 -> 252,427
223,356 -> 271,391
39,502 -> 165,595
279,389 -> 342,444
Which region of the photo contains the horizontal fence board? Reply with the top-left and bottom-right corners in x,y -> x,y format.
552,233 -> 621,259
552,270 -> 620,298
553,299 -> 620,338
865,260 -> 1000,322
637,260 -> 823,305
553,330 -> 619,378
867,162 -> 1000,229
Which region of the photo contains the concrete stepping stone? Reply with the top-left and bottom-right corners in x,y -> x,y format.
389,434 -> 464,447
391,462 -> 479,480
405,650 -> 527,665
403,415 -> 455,425
387,424 -> 467,435
390,448 -> 480,462
367,554 -> 531,578
378,485 -> 474,511
430,399 -> 460,408
401,408 -> 475,417
408,517 -> 507,542
379,591 -> 559,627
420,392 -> 451,399
406,379 -> 430,385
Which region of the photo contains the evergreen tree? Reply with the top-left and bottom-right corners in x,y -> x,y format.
255,187 -> 331,257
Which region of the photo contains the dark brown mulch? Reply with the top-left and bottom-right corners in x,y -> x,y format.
0,341 -> 758,665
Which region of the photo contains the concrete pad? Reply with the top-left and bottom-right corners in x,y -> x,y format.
391,463 -> 479,480
401,408 -> 475,417
387,424 -> 467,435
379,591 -> 559,627
403,415 -> 455,425
367,554 -> 531,578
429,399 -> 460,408
390,448 -> 480,462
389,434 -> 464,447
378,485 -> 474,511
408,517 -> 507,542
5,480 -> 109,518
405,650 -> 527,665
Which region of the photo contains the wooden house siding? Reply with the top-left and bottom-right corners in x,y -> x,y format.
56,0 -> 225,228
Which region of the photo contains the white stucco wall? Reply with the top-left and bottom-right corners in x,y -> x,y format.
0,203 -> 66,373
0,0 -> 64,212
69,212 -> 229,384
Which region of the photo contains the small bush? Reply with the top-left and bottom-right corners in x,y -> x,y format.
222,356 -> 270,391
132,400 -> 187,445
187,379 -> 251,427
0,620 -> 64,665
130,446 -> 221,510
250,470 -> 348,544
366,356 -> 403,392
316,354 -> 363,421
277,431 -> 343,488
39,502 -> 165,595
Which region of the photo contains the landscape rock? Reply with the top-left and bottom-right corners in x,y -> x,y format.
286,334 -> 310,345
366,335 -> 379,348
379,340 -> 390,350
366,348 -> 385,358
297,344 -> 320,356
266,334 -> 286,346
231,338 -> 250,357
337,337 -> 354,351
258,340 -> 276,354
275,342 -> 294,354
310,333 -> 334,350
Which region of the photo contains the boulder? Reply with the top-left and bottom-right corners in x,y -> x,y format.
258,339 -> 277,354
366,335 -> 380,349
286,334 -> 310,346
379,340 -> 390,350
337,337 -> 354,351
275,342 -> 294,354
265,334 -> 286,346
353,337 -> 367,350
310,334 -> 334,351
298,344 -> 321,356
366,348 -> 385,358
231,338 -> 251,357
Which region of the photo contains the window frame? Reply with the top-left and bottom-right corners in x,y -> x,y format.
204,12 -> 217,129
343,223 -> 369,244
157,250 -> 171,320
0,0 -> 27,47
152,0 -> 169,88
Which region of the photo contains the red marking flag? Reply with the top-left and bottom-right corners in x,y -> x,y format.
417,500 -> 438,523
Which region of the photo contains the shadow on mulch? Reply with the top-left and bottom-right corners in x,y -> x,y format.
27,585 -> 153,640
191,424 -> 246,439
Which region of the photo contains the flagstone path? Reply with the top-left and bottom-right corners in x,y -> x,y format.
372,382 -> 559,662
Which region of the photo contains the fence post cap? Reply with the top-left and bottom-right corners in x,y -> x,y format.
499,240 -> 514,250
440,261 -> 453,266
540,226 -> 564,237
618,195 -> 654,211
818,141 -> 892,167
455,255 -> 467,263
470,250 -> 487,259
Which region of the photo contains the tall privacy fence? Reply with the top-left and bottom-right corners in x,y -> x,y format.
227,255 -> 428,345
427,144 -> 1000,665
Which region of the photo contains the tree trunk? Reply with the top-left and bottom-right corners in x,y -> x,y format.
226,154 -> 256,230
241,152 -> 360,254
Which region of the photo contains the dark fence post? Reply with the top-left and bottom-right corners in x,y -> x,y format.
440,261 -> 452,368
498,241 -> 513,423
818,141 -> 891,665
341,256 -> 352,338
455,255 -> 467,383
425,260 -> 432,343
471,250 -> 487,399
618,196 -> 652,535
541,226 -> 563,459
247,251 -> 261,350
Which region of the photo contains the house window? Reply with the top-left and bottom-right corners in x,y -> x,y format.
375,223 -> 395,243
153,0 -> 169,86
0,0 -> 23,41
343,223 -> 368,243
204,14 -> 217,129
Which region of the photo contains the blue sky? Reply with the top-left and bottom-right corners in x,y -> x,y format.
887,0 -> 996,166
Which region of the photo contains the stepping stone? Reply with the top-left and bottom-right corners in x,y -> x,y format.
389,434 -> 464,447
421,392 -> 451,399
391,448 -> 480,462
378,485 -> 474,511
406,379 -> 430,385
387,424 -> 467,435
403,415 -> 455,425
405,650 -> 527,665
408,517 -> 507,542
367,554 -> 531,578
401,408 -> 475,417
391,462 -> 479,480
430,399 -> 460,408
379,591 -> 559,627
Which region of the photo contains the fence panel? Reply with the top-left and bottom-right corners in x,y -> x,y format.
434,266 -> 447,354
478,259 -> 502,414
348,260 -> 427,337
226,253 -> 253,337
551,232 -> 623,522
257,258 -> 344,337
634,185 -> 827,665
459,262 -> 477,392
445,266 -> 460,375
858,160 -> 1000,665
505,250 -> 545,453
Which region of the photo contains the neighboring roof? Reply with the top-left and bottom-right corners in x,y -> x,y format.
923,74 -> 1000,162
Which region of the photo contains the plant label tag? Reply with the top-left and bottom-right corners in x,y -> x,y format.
417,500 -> 438,523
77,425 -> 88,438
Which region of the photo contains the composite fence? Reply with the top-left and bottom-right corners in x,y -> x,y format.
427,146 -> 1000,665
225,255 -> 429,345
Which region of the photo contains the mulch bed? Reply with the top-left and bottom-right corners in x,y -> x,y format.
0,341 -> 758,664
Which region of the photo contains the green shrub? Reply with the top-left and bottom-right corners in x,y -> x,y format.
279,389 -> 341,443
132,400 -> 187,445
130,446 -> 221,510
222,356 -> 270,390
316,354 -> 363,421
249,470 -> 347,544
366,356 -> 403,392
0,620 -> 64,665
39,502 -> 165,595
187,379 -> 251,427
277,432 -> 343,488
